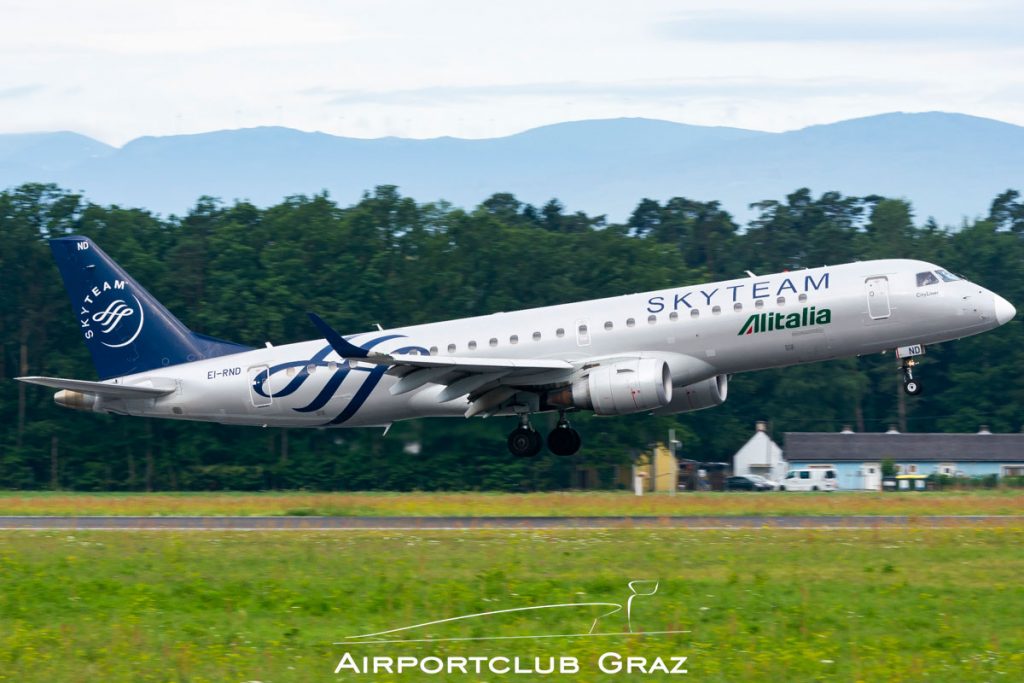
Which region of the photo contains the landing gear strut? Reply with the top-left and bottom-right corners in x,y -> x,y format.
547,414 -> 582,456
902,358 -> 922,395
507,414 -> 543,457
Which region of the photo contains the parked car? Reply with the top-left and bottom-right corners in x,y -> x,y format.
725,474 -> 774,491
780,467 -> 838,491
747,474 -> 781,490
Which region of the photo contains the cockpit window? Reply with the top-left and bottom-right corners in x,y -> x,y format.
916,271 -> 939,287
935,269 -> 960,282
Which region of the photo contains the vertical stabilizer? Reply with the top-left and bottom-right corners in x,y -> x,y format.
50,236 -> 250,379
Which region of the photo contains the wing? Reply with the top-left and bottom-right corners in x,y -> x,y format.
16,376 -> 176,398
309,313 -> 576,417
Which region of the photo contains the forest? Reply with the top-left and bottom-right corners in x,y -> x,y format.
1,182 -> 1021,491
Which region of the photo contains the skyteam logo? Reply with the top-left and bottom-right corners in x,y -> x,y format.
739,306 -> 832,335
79,279 -> 145,348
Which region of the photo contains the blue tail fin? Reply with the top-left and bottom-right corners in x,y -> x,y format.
50,236 -> 251,379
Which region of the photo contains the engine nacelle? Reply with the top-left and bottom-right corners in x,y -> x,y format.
653,374 -> 728,415
549,358 -> 672,416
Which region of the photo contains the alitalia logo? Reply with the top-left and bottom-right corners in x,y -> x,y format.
738,306 -> 832,335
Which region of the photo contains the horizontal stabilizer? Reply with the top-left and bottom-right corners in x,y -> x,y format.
16,376 -> 176,398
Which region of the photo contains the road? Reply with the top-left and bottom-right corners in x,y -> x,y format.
0,515 -> 1020,530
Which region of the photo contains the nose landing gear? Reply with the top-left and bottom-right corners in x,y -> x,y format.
902,358 -> 922,395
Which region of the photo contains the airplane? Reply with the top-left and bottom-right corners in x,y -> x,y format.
17,236 -> 1017,457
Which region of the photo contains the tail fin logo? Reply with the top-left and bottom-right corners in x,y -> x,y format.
92,300 -> 135,333
79,280 -> 146,349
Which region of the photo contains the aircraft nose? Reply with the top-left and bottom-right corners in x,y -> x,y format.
994,293 -> 1016,325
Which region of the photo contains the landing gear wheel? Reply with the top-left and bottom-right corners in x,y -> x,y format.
548,425 -> 582,456
508,426 -> 543,457
901,357 -> 923,396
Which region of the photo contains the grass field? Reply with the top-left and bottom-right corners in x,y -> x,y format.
0,489 -> 1021,517
0,527 -> 1021,682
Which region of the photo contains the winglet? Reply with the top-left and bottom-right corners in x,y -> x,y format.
307,313 -> 370,359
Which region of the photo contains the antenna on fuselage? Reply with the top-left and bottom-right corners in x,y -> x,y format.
744,270 -> 757,278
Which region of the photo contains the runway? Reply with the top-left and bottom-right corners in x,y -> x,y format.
0,515 -> 1020,530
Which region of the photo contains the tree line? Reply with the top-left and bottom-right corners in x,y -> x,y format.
1,183 -> 1021,491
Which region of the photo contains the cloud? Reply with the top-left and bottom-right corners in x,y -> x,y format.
657,8 -> 1024,45
0,84 -> 43,100
315,78 -> 922,107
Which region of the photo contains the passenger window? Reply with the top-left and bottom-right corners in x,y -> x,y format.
286,367 -> 296,377
825,470 -> 836,479
647,314 -> 657,324
509,335 -> 519,345
532,331 -> 541,341
306,364 -> 316,374
604,321 -> 614,331
712,305 -> 721,315
489,338 -> 498,347
777,296 -> 786,305
798,293 -> 807,303
799,471 -> 810,479
669,311 -> 678,321
626,318 -> 636,328
556,328 -> 565,338
447,343 -> 456,353
429,346 -> 438,355
690,309 -> 699,318
733,302 -> 742,312
917,271 -> 939,286
468,340 -> 477,350
755,299 -> 765,309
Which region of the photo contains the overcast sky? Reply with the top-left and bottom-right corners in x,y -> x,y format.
2,0 -> 1022,145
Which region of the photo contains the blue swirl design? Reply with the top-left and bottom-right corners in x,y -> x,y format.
252,334 -> 428,426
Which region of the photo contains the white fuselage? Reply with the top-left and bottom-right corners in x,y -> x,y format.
91,259 -> 1010,428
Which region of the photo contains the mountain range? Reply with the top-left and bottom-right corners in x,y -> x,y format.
1,112 -> 1021,225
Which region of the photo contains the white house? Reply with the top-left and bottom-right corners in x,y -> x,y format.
732,422 -> 787,482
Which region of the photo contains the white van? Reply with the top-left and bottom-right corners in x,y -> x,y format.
780,466 -> 838,491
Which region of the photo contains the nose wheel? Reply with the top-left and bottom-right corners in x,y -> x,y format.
902,358 -> 923,395
547,415 -> 582,456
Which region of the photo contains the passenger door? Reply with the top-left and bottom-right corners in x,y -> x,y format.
865,276 -> 891,320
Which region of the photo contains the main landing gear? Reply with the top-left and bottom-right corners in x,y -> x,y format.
901,358 -> 922,395
507,412 -> 582,457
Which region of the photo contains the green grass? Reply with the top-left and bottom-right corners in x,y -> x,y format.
0,489 -> 1022,517
0,528 -> 1021,681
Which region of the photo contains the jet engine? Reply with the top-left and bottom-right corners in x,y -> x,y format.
548,358 -> 672,415
653,374 -> 729,415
